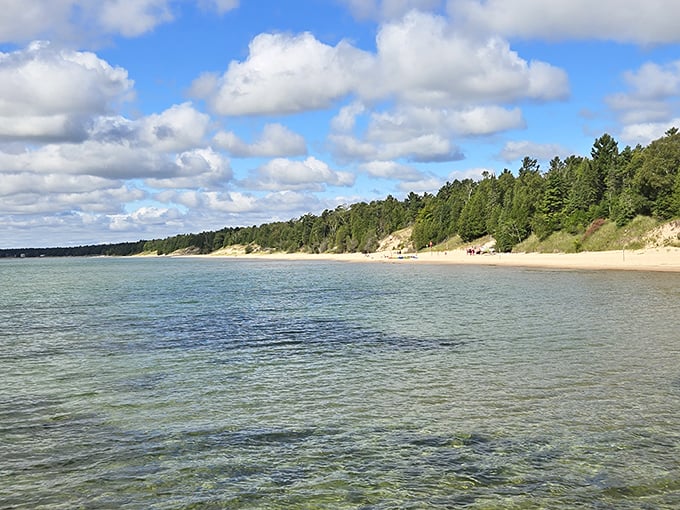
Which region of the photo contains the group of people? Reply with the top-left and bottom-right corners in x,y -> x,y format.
466,245 -> 496,255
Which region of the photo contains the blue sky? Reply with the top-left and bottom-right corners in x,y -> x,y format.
2,0 -> 680,248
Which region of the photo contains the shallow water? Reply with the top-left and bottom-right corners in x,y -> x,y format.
1,257 -> 679,508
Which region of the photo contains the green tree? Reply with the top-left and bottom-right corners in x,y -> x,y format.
611,146 -> 645,225
458,179 -> 491,242
567,159 -> 602,229
634,128 -> 680,219
535,156 -> 568,238
591,133 -> 619,212
494,158 -> 544,250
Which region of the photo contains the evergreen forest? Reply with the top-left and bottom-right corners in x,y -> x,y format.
3,129 -> 680,257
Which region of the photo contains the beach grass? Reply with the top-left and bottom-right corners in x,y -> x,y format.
513,216 -> 664,253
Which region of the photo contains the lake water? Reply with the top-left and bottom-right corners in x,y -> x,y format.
1,257 -> 679,509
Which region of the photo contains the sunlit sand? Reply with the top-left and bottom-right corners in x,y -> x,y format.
190,246 -> 680,272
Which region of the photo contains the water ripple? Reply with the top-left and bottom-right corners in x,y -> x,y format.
1,258 -> 679,508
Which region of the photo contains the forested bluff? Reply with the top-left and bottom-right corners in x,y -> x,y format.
3,129 -> 680,258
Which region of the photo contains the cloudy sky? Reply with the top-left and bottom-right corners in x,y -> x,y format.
2,0 -> 680,248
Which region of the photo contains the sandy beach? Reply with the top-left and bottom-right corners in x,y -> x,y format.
193,246 -> 680,272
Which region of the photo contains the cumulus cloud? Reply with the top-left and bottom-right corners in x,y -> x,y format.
214,123 -> 307,157
0,173 -> 119,197
360,161 -> 429,181
0,184 -> 145,215
447,167 -> 494,181
448,0 -> 680,44
498,140 -> 571,163
330,102 -> 522,164
0,141 -> 165,179
448,106 -> 525,135
243,157 -> 355,191
2,211 -> 130,248
0,42 -> 133,141
137,102 -> 211,152
397,175 -> 444,192
368,11 -> 568,106
199,0 -> 240,14
619,120 -> 680,147
606,60 -> 680,127
156,188 -> 322,218
602,60 -> 680,145
157,189 -> 254,214
0,0 -> 240,44
190,32 -> 374,115
145,148 -> 233,189
341,0 -> 444,20
331,102 -> 366,132
193,11 -> 567,116
0,98 -> 222,189
256,190 -> 324,214
96,0 -> 174,38
365,105 -> 523,140
109,205 -> 183,232
0,1 -> 69,43
330,132 -> 463,163
0,132 -> 226,186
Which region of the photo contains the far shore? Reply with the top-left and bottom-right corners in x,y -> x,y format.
164,246 -> 680,272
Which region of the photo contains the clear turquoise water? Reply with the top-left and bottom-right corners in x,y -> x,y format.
1,257 -> 679,509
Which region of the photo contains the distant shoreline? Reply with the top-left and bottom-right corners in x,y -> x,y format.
168,247 -> 680,272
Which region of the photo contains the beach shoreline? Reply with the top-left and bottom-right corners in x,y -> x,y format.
174,246 -> 680,272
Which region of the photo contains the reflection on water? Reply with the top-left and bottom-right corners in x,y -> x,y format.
1,257 -> 679,508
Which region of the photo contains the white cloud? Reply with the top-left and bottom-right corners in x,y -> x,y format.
137,102 -> 210,152
330,102 -> 366,132
365,105 -> 523,140
0,172 -> 119,196
0,42 -> 133,141
193,11 -> 566,116
201,191 -> 259,213
498,140 -> 571,163
0,184 -> 144,215
447,167 -> 494,181
619,120 -> 680,147
369,11 -> 568,106
0,141 -> 163,179
620,61 -> 680,100
190,32 -> 374,115
330,133 -> 462,163
0,0 -> 191,44
360,161 -> 428,181
0,135 -> 231,186
0,1 -> 69,43
607,60 -> 680,126
214,123 -> 307,157
244,157 -> 355,191
330,103 -> 522,163
199,0 -> 240,14
397,175 -> 443,192
145,148 -> 233,189
156,188 -> 319,217
109,205 -> 183,232
341,0 -> 444,20
448,106 -> 525,135
97,0 -> 174,38
1,212 -> 120,248
448,0 -> 680,44
256,190 -> 322,214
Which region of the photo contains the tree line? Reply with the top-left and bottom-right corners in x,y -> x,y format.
0,240 -> 148,258
2,129 -> 679,258
410,128 -> 680,252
